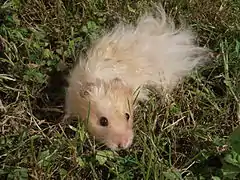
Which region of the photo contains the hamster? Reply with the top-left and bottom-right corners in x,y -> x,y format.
64,6 -> 210,150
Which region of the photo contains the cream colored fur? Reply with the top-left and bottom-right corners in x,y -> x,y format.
65,7 -> 210,150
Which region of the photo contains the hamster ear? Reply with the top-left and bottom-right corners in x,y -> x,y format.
110,78 -> 133,94
79,82 -> 95,97
113,77 -> 122,83
110,77 -> 125,87
79,78 -> 104,97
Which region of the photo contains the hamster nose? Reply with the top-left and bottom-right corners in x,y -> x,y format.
117,137 -> 129,149
117,143 -> 124,149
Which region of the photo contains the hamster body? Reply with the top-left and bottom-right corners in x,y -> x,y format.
65,7 -> 209,150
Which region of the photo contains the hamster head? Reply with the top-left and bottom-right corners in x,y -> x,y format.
67,77 -> 135,150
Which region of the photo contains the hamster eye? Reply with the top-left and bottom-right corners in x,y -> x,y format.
125,113 -> 130,121
99,116 -> 108,126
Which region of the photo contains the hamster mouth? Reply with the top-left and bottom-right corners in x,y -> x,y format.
106,143 -> 119,151
105,135 -> 134,150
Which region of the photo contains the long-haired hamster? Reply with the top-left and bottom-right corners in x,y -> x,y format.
64,6 -> 209,150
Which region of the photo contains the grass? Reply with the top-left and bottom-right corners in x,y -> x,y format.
0,0 -> 240,179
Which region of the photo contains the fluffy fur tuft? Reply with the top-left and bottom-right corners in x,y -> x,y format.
65,7 -> 210,150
